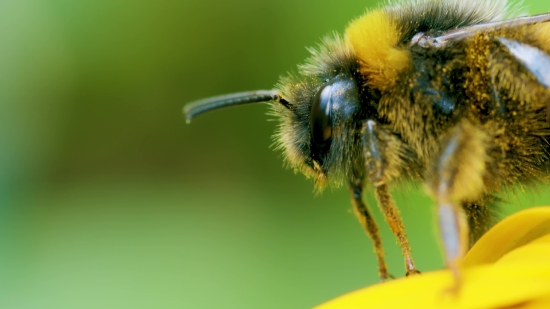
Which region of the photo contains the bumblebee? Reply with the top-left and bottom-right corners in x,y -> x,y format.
185,0 -> 550,280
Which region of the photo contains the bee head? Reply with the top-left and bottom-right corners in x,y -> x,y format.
274,34 -> 371,189
185,8 -> 421,190
184,34 -> 371,190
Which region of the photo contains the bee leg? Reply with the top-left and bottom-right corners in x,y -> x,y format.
436,202 -> 468,291
429,121 -> 491,283
463,198 -> 496,247
362,120 -> 419,276
348,179 -> 391,281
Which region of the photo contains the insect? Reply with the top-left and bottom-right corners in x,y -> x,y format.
184,0 -> 550,281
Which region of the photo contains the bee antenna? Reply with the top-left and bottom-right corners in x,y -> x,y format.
184,90 -> 290,122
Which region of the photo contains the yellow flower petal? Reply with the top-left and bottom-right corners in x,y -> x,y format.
314,264 -> 550,309
462,207 -> 550,267
314,207 -> 550,309
495,236 -> 550,266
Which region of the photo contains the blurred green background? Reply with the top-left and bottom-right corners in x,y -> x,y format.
1,0 -> 550,308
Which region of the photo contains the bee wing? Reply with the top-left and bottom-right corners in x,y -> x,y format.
496,37 -> 550,88
415,13 -> 550,90
416,12 -> 550,48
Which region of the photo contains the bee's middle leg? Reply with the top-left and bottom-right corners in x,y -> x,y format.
362,120 -> 419,276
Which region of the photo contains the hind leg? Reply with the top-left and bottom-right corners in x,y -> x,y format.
428,121 -> 494,274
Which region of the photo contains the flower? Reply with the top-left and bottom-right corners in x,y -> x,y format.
314,207 -> 550,309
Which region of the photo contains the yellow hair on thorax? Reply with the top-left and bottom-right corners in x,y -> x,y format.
345,9 -> 410,90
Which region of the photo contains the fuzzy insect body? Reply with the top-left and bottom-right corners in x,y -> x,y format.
185,0 -> 550,281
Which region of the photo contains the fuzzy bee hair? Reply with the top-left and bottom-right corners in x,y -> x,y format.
274,0 -> 525,189
186,0 -> 550,280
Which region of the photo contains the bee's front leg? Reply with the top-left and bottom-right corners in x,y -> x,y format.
348,178 -> 391,281
362,120 -> 420,277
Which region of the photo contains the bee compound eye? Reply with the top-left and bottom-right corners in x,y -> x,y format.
310,83 -> 333,157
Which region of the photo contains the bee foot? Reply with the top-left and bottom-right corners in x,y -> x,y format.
379,272 -> 396,282
441,266 -> 462,298
406,269 -> 421,276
